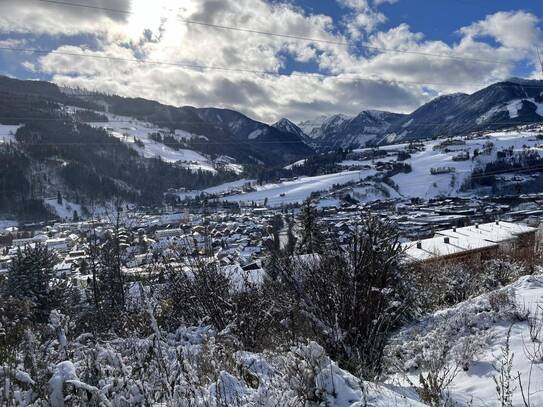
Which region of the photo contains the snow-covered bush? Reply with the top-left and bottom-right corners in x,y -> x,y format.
407,256 -> 528,312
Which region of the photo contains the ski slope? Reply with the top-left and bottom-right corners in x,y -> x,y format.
203,179 -> 256,195
87,113 -> 218,173
222,169 -> 376,206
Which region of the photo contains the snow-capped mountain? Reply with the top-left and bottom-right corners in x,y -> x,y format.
298,115 -> 330,137
190,107 -> 313,162
299,111 -> 405,149
379,79 -> 543,144
272,118 -> 308,140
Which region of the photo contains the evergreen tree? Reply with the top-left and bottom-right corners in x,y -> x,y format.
57,191 -> 63,205
299,199 -> 324,254
7,244 -> 58,322
268,214 -> 284,253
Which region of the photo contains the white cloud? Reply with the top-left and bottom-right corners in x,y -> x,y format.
0,1 -> 540,123
460,11 -> 541,49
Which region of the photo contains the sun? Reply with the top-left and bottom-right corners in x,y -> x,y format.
124,0 -> 174,41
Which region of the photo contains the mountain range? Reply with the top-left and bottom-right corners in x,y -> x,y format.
291,78 -> 543,148
1,74 -> 543,219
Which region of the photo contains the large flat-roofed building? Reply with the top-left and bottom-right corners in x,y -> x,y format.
402,235 -> 498,263
402,221 -> 538,263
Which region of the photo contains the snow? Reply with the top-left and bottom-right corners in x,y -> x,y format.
222,169 -> 376,207
0,220 -> 18,232
298,114 -> 353,139
479,98 -> 543,123
44,198 -> 83,220
197,127 -> 543,207
298,115 -> 328,136
247,128 -> 264,140
402,235 -> 498,262
506,98 -> 543,118
0,124 -> 22,144
506,99 -> 524,118
403,118 -> 414,128
284,158 -> 307,169
388,272 -> 543,406
392,127 -> 543,198
87,112 -> 218,173
436,221 -> 537,244
202,179 -> 256,195
49,361 -> 78,407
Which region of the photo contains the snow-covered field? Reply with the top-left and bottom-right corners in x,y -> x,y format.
227,127 -> 543,206
392,128 -> 543,198
203,178 -> 256,194
343,127 -> 543,199
0,219 -> 18,231
44,198 -> 84,220
0,124 -> 22,144
222,169 -> 376,206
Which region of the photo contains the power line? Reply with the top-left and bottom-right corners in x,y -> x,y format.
3,45 -> 543,92
0,115 -> 542,129
32,0 -> 526,66
1,51 -> 543,93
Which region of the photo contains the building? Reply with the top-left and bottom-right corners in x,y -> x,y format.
435,221 -> 537,256
402,221 -> 537,264
402,235 -> 498,264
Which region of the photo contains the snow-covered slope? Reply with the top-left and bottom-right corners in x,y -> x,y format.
201,125 -> 543,206
87,113 -> 218,173
300,111 -> 405,149
387,272 -> 543,406
380,79 -> 543,144
338,126 -> 543,199
272,118 -> 308,140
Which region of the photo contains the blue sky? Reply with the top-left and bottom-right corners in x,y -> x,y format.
0,0 -> 541,122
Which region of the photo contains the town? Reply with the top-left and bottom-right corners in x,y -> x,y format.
2,188 -> 542,282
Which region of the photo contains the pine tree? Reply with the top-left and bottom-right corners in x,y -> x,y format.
57,191 -> 62,205
7,244 -> 58,322
299,199 -> 324,254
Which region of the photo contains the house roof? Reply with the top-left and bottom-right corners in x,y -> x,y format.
402,235 -> 498,262
435,221 -> 537,244
402,221 -> 536,262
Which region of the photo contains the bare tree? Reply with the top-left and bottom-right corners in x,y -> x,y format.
273,214 -> 410,378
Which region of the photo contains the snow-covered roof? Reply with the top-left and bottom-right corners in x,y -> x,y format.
402,235 -> 498,262
403,221 -> 536,262
435,221 -> 537,244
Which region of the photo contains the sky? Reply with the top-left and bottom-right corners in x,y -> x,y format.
0,0 -> 542,124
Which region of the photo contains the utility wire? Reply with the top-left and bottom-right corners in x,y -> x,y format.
32,0 -> 528,66
0,116 -> 542,129
1,52 -> 543,92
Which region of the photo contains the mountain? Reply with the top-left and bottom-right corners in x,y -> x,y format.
272,118 -> 308,140
378,79 -> 543,144
190,108 -> 313,163
299,111 -> 406,149
0,75 -> 312,219
0,75 -> 314,164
